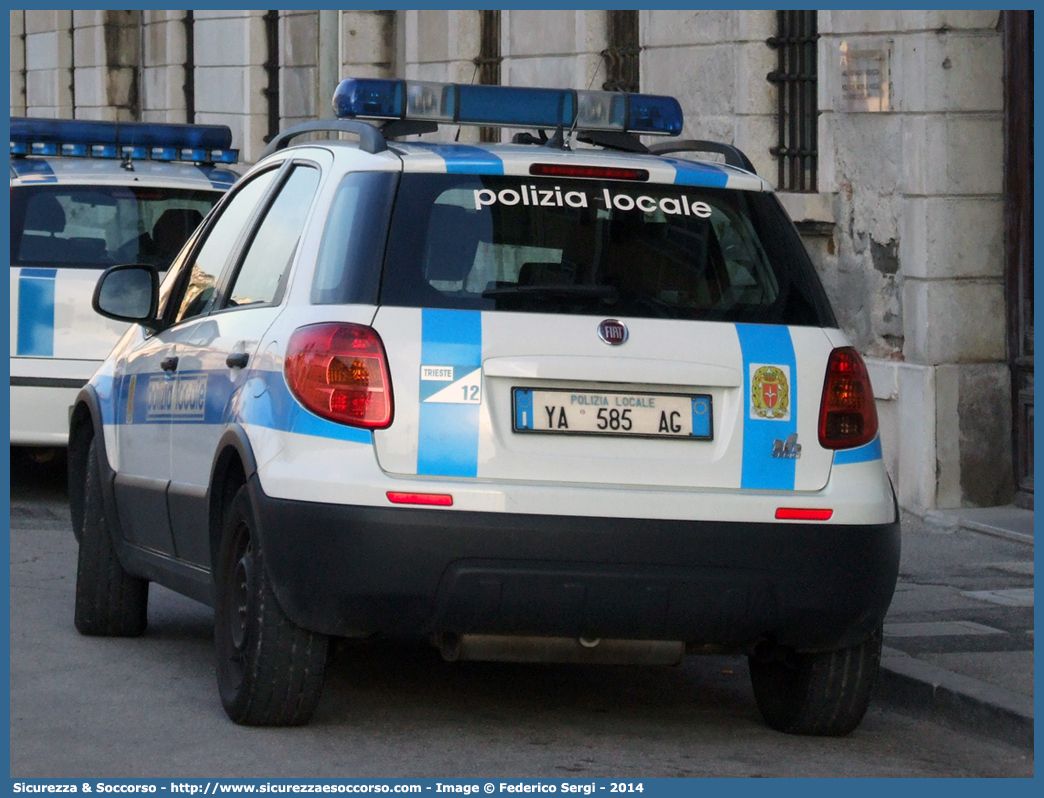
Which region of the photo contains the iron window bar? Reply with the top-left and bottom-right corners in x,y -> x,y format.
767,10 -> 819,192
603,10 -> 640,93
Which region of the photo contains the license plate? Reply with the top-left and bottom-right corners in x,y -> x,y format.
512,388 -> 712,440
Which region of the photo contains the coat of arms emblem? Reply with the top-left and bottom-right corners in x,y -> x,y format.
751,365 -> 790,420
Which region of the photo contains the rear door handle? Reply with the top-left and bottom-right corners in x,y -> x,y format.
160,356 -> 179,373
226,352 -> 249,369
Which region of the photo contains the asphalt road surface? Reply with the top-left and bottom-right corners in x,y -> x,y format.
8,447 -> 1033,778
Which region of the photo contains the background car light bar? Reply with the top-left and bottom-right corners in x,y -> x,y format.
333,78 -> 683,136
10,117 -> 238,164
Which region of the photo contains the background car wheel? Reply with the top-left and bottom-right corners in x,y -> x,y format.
74,438 -> 149,636
748,627 -> 882,736
214,484 -> 329,726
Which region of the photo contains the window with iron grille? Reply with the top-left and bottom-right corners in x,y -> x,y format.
475,10 -> 502,143
603,10 -> 640,93
767,11 -> 819,192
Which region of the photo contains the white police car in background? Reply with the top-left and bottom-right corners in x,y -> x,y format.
70,79 -> 899,735
9,118 -> 236,451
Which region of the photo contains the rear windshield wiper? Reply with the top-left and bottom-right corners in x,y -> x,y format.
481,285 -> 618,302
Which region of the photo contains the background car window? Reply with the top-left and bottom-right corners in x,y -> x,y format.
9,185 -> 219,270
173,168 -> 278,324
227,165 -> 320,308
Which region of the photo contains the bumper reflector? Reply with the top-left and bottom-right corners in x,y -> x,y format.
775,508 -> 833,521
387,492 -> 453,507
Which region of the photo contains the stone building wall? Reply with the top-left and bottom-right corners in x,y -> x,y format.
9,9 -> 1015,511
500,10 -> 606,97
141,11 -> 188,124
342,9 -> 395,82
10,11 -> 27,116
280,10 -> 319,129
18,10 -> 72,118
191,10 -> 269,163
642,11 -> 778,178
815,11 -> 1009,510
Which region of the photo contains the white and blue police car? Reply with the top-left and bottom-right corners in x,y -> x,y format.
70,79 -> 899,735
10,118 -> 236,452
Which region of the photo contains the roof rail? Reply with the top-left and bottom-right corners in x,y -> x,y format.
647,140 -> 756,174
576,130 -> 649,154
260,120 -> 389,159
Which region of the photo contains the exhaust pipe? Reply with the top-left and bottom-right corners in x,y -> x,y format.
437,633 -> 683,665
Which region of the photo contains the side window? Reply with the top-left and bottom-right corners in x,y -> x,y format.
172,168 -> 279,324
227,165 -> 320,308
312,170 -> 398,305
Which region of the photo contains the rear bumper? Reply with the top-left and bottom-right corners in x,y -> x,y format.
10,380 -> 88,446
248,475 -> 900,653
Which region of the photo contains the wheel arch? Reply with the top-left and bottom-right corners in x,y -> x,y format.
207,425 -> 259,572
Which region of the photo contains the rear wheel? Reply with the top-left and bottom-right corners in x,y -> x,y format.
214,484 -> 328,726
74,438 -> 149,636
748,627 -> 882,736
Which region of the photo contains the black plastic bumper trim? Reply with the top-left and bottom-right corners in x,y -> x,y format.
248,475 -> 900,652
11,376 -> 88,389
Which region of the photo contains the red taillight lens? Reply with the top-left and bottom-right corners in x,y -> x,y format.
386,492 -> 453,507
818,347 -> 878,449
776,507 -> 834,521
285,323 -> 393,428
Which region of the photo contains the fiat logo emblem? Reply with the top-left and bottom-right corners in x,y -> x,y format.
597,319 -> 628,346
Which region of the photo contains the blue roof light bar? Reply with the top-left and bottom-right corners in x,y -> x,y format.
457,85 -> 576,129
121,145 -> 149,160
10,117 -> 239,164
332,78 -> 683,137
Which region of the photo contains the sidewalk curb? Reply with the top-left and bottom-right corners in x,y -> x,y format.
923,508 -> 1034,546
957,518 -> 1034,546
877,655 -> 1034,750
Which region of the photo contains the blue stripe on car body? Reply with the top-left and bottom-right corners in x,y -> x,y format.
10,159 -> 58,182
664,157 -> 730,189
833,436 -> 883,465
736,323 -> 798,490
410,143 -> 505,175
16,268 -> 57,356
111,368 -> 372,444
417,308 -> 483,477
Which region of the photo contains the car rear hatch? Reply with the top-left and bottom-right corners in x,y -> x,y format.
369,164 -> 838,492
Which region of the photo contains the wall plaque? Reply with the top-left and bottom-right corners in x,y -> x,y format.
840,40 -> 893,112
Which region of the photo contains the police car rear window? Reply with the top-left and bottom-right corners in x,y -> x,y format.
378,174 -> 833,326
10,185 -> 221,270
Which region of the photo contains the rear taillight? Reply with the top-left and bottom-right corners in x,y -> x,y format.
285,323 -> 393,428
818,347 -> 878,449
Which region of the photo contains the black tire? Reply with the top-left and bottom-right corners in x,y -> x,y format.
748,627 -> 882,736
74,438 -> 149,636
214,484 -> 328,726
